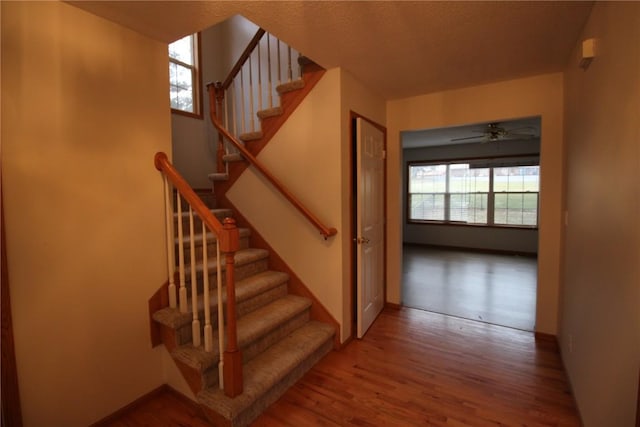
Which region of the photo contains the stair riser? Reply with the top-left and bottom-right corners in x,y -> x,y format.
202,308 -> 310,390
177,236 -> 250,263
173,283 -> 289,347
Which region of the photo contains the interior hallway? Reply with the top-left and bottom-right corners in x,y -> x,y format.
402,244 -> 537,331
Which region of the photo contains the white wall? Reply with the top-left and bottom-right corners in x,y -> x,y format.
387,73 -> 564,334
561,3 -> 640,426
1,2 -> 171,425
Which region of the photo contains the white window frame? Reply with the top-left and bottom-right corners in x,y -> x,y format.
407,159 -> 539,229
169,33 -> 202,119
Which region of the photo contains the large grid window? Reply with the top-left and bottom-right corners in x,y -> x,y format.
408,161 -> 539,227
169,33 -> 201,117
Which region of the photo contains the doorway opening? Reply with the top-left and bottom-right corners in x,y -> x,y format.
401,117 -> 540,331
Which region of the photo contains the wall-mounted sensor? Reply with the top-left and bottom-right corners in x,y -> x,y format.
580,38 -> 597,70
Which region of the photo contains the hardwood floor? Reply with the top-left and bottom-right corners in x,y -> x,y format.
403,244 -> 537,331
102,308 -> 580,426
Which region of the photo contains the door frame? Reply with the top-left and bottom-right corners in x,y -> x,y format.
1,185 -> 24,427
349,111 -> 387,341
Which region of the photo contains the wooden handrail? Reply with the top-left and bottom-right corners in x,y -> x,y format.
222,28 -> 266,90
205,94 -> 337,239
155,152 -> 224,236
155,151 -> 243,397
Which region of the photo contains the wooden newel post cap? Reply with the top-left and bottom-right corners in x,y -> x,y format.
220,217 -> 240,253
154,152 -> 168,171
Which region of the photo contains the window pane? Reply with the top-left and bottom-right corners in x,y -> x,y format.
176,88 -> 194,113
493,166 -> 539,192
409,165 -> 447,193
169,35 -> 194,65
450,193 -> 488,224
494,193 -> 538,226
169,62 -> 194,112
410,194 -> 445,221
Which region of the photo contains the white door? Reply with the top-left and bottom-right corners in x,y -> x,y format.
356,118 -> 385,338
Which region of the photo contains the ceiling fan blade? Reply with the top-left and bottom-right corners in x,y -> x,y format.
505,132 -> 536,139
507,126 -> 537,133
451,135 -> 486,142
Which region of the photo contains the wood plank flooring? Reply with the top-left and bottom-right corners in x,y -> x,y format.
102,307 -> 580,426
403,244 -> 537,331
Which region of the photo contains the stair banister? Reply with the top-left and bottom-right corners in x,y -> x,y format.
206,95 -> 338,240
222,28 -> 266,91
154,152 -> 243,397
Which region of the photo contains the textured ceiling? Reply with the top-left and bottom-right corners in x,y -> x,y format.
69,1 -> 594,100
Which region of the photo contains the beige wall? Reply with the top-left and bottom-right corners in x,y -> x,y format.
228,68 -> 344,338
1,2 -> 171,425
386,73 -> 564,334
228,68 -> 385,342
561,3 -> 640,425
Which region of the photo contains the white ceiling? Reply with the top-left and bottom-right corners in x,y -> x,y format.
69,1 -> 594,101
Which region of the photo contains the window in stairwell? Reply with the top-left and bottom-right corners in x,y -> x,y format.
169,33 -> 202,118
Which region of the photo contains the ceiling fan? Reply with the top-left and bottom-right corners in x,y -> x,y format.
451,122 -> 537,143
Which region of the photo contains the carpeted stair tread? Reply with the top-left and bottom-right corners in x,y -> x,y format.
222,153 -> 245,163
195,248 -> 268,274
239,131 -> 263,142
197,321 -> 334,425
168,295 -> 312,373
276,79 -> 305,94
174,228 -> 250,246
152,271 -> 289,330
256,106 -> 283,120
208,173 -> 229,182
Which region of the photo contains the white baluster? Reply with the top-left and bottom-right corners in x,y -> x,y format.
287,45 -> 292,82
163,177 -> 176,308
248,56 -> 255,132
176,193 -> 187,313
267,34 -> 273,109
277,40 -> 282,86
257,42 -> 263,113
202,222 -> 213,352
240,67 -> 246,134
230,81 -> 238,140
224,86 -> 230,134
189,206 -> 201,347
217,238 -> 225,389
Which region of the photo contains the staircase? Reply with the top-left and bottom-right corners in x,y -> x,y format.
152,207 -> 334,426
151,31 -> 337,426
206,56 -> 326,205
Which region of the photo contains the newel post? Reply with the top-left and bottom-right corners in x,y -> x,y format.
220,217 -> 242,397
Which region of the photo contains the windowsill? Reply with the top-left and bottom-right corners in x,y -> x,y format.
171,108 -> 203,120
407,220 -> 538,231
